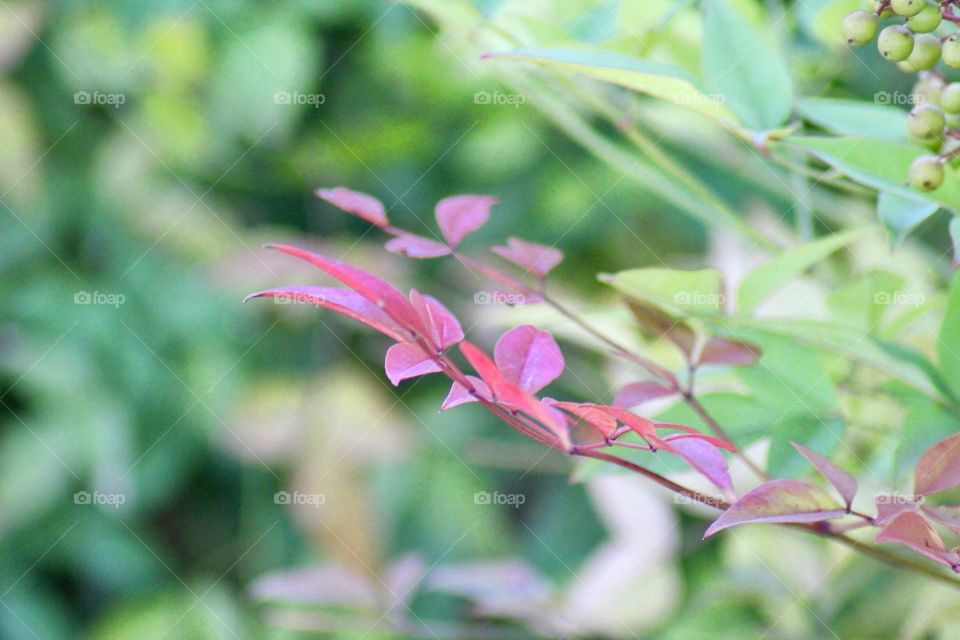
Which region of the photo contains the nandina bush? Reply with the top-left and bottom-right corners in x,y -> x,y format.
248,186 -> 960,582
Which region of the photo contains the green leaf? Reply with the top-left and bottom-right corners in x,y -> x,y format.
939,272 -> 960,402
895,394 -> 960,482
825,269 -> 905,332
600,267 -> 725,315
485,48 -> 740,128
878,191 -> 940,246
790,135 -> 960,212
950,217 -> 960,267
737,228 -> 870,313
795,98 -> 907,142
768,416 -> 844,479
701,0 -> 794,130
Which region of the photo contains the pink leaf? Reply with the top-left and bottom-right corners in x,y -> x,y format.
790,442 -> 857,511
384,233 -> 452,259
915,433 -> 960,497
921,504 -> 960,535
613,381 -> 676,407
874,494 -> 920,525
704,479 -> 846,538
493,325 -> 564,394
664,434 -> 733,494
435,195 -> 497,248
876,512 -> 960,571
243,286 -> 408,342
584,404 -> 667,449
491,237 -> 563,279
264,244 -> 424,336
656,430 -> 737,453
384,342 -> 442,386
697,337 -> 761,367
547,400 -> 618,439
441,376 -> 490,411
409,290 -> 463,351
316,187 -> 388,227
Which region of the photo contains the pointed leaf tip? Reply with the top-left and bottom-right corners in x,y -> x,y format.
790,442 -> 857,510
435,195 -> 497,249
704,479 -> 845,538
316,187 -> 388,227
494,325 -> 564,394
915,433 -> 960,497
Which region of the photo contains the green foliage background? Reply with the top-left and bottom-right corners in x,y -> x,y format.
3,0 -> 960,638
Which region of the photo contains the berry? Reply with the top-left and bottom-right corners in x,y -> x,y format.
904,34 -> 942,71
908,104 -> 946,139
878,25 -> 915,61
908,155 -> 945,191
941,83 -> 960,113
912,134 -> 943,152
944,34 -> 960,68
907,4 -> 942,32
843,10 -> 878,46
871,0 -> 895,17
891,0 -> 925,16
914,73 -> 945,105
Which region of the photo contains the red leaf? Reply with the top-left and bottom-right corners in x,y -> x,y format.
656,430 -> 737,453
698,337 -> 761,367
493,325 -> 564,394
435,195 -> 497,248
243,286 -> 408,342
441,376 -> 490,411
791,442 -> 857,510
316,187 -> 388,227
491,237 -> 563,278
704,479 -> 846,538
876,512 -> 960,571
547,400 -> 619,439
664,434 -> 732,494
265,244 -> 424,336
384,233 -> 452,259
613,381 -> 676,407
384,342 -> 442,386
409,290 -> 463,351
583,404 -> 668,449
915,433 -> 960,497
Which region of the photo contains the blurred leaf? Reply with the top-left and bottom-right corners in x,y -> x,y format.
878,192 -> 939,247
602,267 -> 724,315
796,98 -> 907,142
939,272 -> 960,402
701,0 -> 793,130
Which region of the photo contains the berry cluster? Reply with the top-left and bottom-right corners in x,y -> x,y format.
843,0 -> 960,191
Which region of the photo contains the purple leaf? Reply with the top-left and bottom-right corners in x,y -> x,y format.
874,494 -> 920,525
915,433 -> 960,497
876,512 -> 960,572
409,290 -> 463,351
664,434 -> 732,494
697,337 -> 761,366
491,237 -> 563,279
704,479 -> 846,538
384,233 -> 452,259
790,442 -> 857,511
493,325 -> 564,394
316,187 -> 388,227
922,504 -> 960,535
384,342 -> 442,386
612,381 -> 676,407
264,244 -> 424,336
243,286 -> 408,342
435,195 -> 497,248
441,375 -> 490,411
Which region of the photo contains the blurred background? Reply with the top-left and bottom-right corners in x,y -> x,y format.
2,0 -> 959,638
